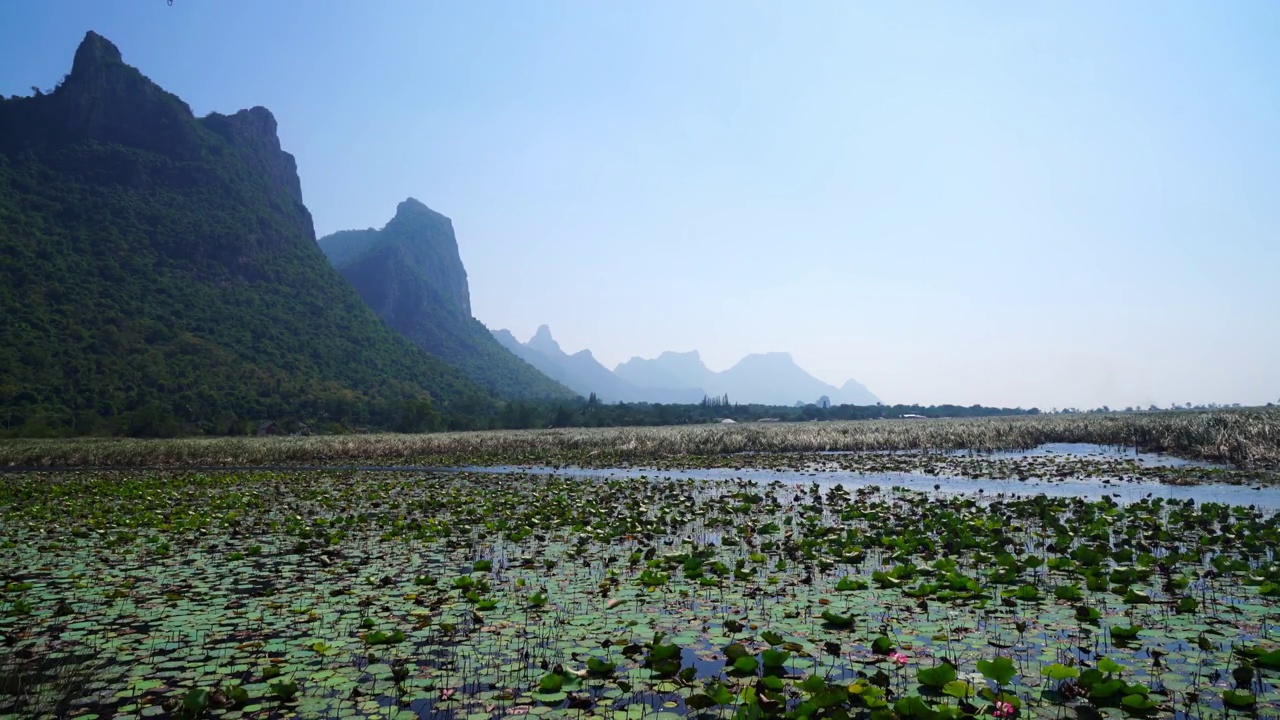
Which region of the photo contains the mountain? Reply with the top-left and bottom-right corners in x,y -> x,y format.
492,326 -> 705,404
0,31 -> 487,435
615,351 -> 719,393
318,201 -> 576,400
617,350 -> 880,406
526,324 -> 564,357
719,352 -> 878,406
839,378 -> 877,405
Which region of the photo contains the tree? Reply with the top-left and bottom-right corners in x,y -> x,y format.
393,398 -> 440,433
551,405 -> 574,428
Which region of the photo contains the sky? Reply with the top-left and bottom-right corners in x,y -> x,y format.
1,1 -> 1277,410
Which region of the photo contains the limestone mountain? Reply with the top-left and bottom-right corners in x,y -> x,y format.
614,351 -> 719,395
617,350 -> 880,406
318,201 -> 576,400
492,326 -> 705,404
0,31 -> 486,435
838,378 -> 878,405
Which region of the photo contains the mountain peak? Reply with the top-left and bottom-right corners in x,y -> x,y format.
394,197 -> 441,219
320,197 -> 469,314
738,351 -> 796,365
528,324 -> 563,356
202,106 -> 302,204
839,378 -> 877,404
71,31 -> 122,77
45,29 -> 201,161
233,105 -> 279,134
385,198 -> 456,246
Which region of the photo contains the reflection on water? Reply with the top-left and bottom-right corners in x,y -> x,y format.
467,443 -> 1280,510
982,441 -> 1225,467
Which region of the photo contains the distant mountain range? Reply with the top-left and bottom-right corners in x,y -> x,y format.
617,350 -> 878,406
492,326 -> 705,404
318,200 -> 575,400
494,326 -> 879,406
0,29 -> 881,436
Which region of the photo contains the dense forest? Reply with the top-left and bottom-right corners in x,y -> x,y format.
0,392 -> 1037,438
0,32 -> 499,438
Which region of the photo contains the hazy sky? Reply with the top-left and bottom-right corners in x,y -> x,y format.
3,2 -> 1278,409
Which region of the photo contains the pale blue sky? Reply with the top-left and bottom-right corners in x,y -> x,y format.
2,1 -> 1277,409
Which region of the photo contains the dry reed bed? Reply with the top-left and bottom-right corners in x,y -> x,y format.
1,409 -> 1276,469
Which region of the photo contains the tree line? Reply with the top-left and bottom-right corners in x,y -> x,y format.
0,392 -> 1040,438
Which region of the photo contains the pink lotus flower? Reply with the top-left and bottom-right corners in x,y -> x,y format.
889,651 -> 909,665
993,700 -> 1015,718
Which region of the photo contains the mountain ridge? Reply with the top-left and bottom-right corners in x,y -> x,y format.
0,31 -> 486,435
319,202 -> 576,400
492,326 -> 706,404
616,349 -> 879,406
498,325 -> 879,406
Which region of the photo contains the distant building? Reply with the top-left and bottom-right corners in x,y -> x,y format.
719,418 -> 737,424
900,414 -> 926,419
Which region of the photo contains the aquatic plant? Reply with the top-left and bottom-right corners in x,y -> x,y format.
1,468 -> 1279,717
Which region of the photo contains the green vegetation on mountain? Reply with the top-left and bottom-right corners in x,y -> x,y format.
319,200 -> 577,401
0,32 -> 491,437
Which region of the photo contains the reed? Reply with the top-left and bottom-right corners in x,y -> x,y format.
1,409 -> 1276,469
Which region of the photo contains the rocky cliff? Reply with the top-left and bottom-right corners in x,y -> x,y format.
320,202 -> 576,400
0,31 -> 484,434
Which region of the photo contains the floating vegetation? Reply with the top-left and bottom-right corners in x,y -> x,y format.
2,468 -> 1280,719
2,409 -> 1277,470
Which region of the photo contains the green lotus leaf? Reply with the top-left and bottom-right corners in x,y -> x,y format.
1110,625 -> 1141,640
1120,693 -> 1158,711
820,609 -> 854,629
916,663 -> 957,689
941,680 -> 972,699
761,648 -> 790,672
268,679 -> 298,700
1223,690 -> 1255,708
1053,584 -> 1083,601
893,695 -> 936,719
976,656 -> 1016,685
723,642 -> 750,660
1090,679 -> 1125,699
1042,663 -> 1079,681
1097,657 -> 1124,675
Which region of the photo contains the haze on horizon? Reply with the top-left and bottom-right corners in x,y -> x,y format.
2,1 -> 1276,411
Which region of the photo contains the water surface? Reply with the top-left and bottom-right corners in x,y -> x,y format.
466,443 -> 1278,509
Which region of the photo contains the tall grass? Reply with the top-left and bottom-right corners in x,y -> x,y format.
0,409 -> 1276,469
0,650 -> 103,719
